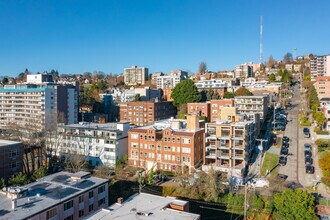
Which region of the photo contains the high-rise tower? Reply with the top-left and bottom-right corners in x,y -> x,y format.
260,16 -> 263,64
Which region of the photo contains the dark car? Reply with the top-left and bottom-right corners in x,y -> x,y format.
282,136 -> 289,143
305,156 -> 313,165
279,156 -> 287,166
305,165 -> 315,174
304,143 -> 311,151
303,128 -> 310,138
304,150 -> 312,157
280,147 -> 289,155
282,141 -> 289,148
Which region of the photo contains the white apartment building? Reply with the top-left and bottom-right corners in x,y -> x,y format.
156,70 -> 188,89
112,87 -> 161,102
0,85 -> 57,131
234,96 -> 269,121
124,66 -> 149,86
0,83 -> 78,131
310,55 -> 330,78
51,122 -> 130,167
234,63 -> 253,78
195,79 -> 227,90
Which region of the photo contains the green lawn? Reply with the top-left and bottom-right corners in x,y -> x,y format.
261,152 -> 279,177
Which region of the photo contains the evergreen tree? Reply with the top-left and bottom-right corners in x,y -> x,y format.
171,79 -> 201,106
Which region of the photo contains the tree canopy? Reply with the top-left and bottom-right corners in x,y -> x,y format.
235,87 -> 253,96
268,73 -> 276,82
313,111 -> 326,128
283,52 -> 293,64
319,151 -> 330,176
267,55 -> 275,68
171,79 -> 201,106
273,189 -> 317,220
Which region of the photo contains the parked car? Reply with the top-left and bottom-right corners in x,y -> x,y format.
305,165 -> 315,174
247,178 -> 269,188
305,156 -> 313,165
280,147 -> 289,155
282,141 -> 289,148
279,156 -> 287,166
282,136 -> 289,143
304,143 -> 311,151
303,128 -> 310,138
304,150 -> 312,157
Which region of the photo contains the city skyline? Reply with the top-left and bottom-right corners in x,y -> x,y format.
1,0 -> 330,76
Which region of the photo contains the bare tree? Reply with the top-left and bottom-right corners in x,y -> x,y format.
267,55 -> 275,68
198,62 -> 207,74
64,153 -> 88,173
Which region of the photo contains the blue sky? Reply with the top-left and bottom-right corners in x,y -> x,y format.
0,0 -> 330,76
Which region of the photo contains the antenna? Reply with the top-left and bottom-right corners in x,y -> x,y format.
293,48 -> 297,60
260,16 -> 263,65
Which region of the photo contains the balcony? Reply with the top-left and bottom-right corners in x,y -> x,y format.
205,153 -> 216,159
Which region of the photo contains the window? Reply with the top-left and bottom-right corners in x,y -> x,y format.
182,138 -> 190,144
64,200 -> 73,211
98,185 -> 105,194
46,208 -> 57,219
64,215 -> 73,220
79,210 -> 84,217
182,148 -> 191,153
98,198 -> 106,206
79,195 -> 84,203
89,190 -> 94,198
89,204 -> 94,212
9,161 -> 17,169
131,134 -> 138,139
177,156 -> 180,161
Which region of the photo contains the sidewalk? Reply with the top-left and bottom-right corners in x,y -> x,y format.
310,122 -> 330,198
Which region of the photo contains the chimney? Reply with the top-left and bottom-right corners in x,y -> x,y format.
186,114 -> 199,132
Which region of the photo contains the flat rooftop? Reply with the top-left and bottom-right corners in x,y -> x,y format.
135,118 -> 204,133
0,171 -> 108,220
85,193 -> 200,220
60,122 -> 128,131
0,139 -> 22,147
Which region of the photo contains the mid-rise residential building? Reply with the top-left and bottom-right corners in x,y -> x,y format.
26,73 -> 53,84
86,193 -> 200,220
0,140 -> 23,180
0,171 -> 108,220
49,122 -> 130,167
0,85 -> 57,131
0,81 -> 78,131
128,115 -> 204,173
234,96 -> 269,121
124,66 -> 149,86
315,76 -> 330,99
194,80 -> 228,96
294,64 -> 301,72
310,55 -> 330,78
203,120 -> 257,177
234,63 -> 253,78
156,70 -> 188,89
119,101 -> 177,126
187,102 -> 210,121
111,87 -> 161,103
151,72 -> 164,85
320,97 -> 330,131
210,99 -> 235,122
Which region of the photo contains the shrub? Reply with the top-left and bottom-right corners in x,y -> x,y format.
321,176 -> 330,187
314,127 -> 329,135
315,139 -> 330,152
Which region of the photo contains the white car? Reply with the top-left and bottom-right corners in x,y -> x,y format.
247,178 -> 269,188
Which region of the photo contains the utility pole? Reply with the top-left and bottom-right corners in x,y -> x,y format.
244,183 -> 248,220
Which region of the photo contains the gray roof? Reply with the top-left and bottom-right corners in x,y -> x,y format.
85,193 -> 200,220
0,171 -> 108,220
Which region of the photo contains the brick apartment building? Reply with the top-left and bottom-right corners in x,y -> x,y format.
127,115 -> 204,173
315,76 -> 330,99
187,99 -> 235,122
119,101 -> 177,126
0,140 -> 23,180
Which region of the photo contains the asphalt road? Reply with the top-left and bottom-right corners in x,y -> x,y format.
279,84 -> 316,187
